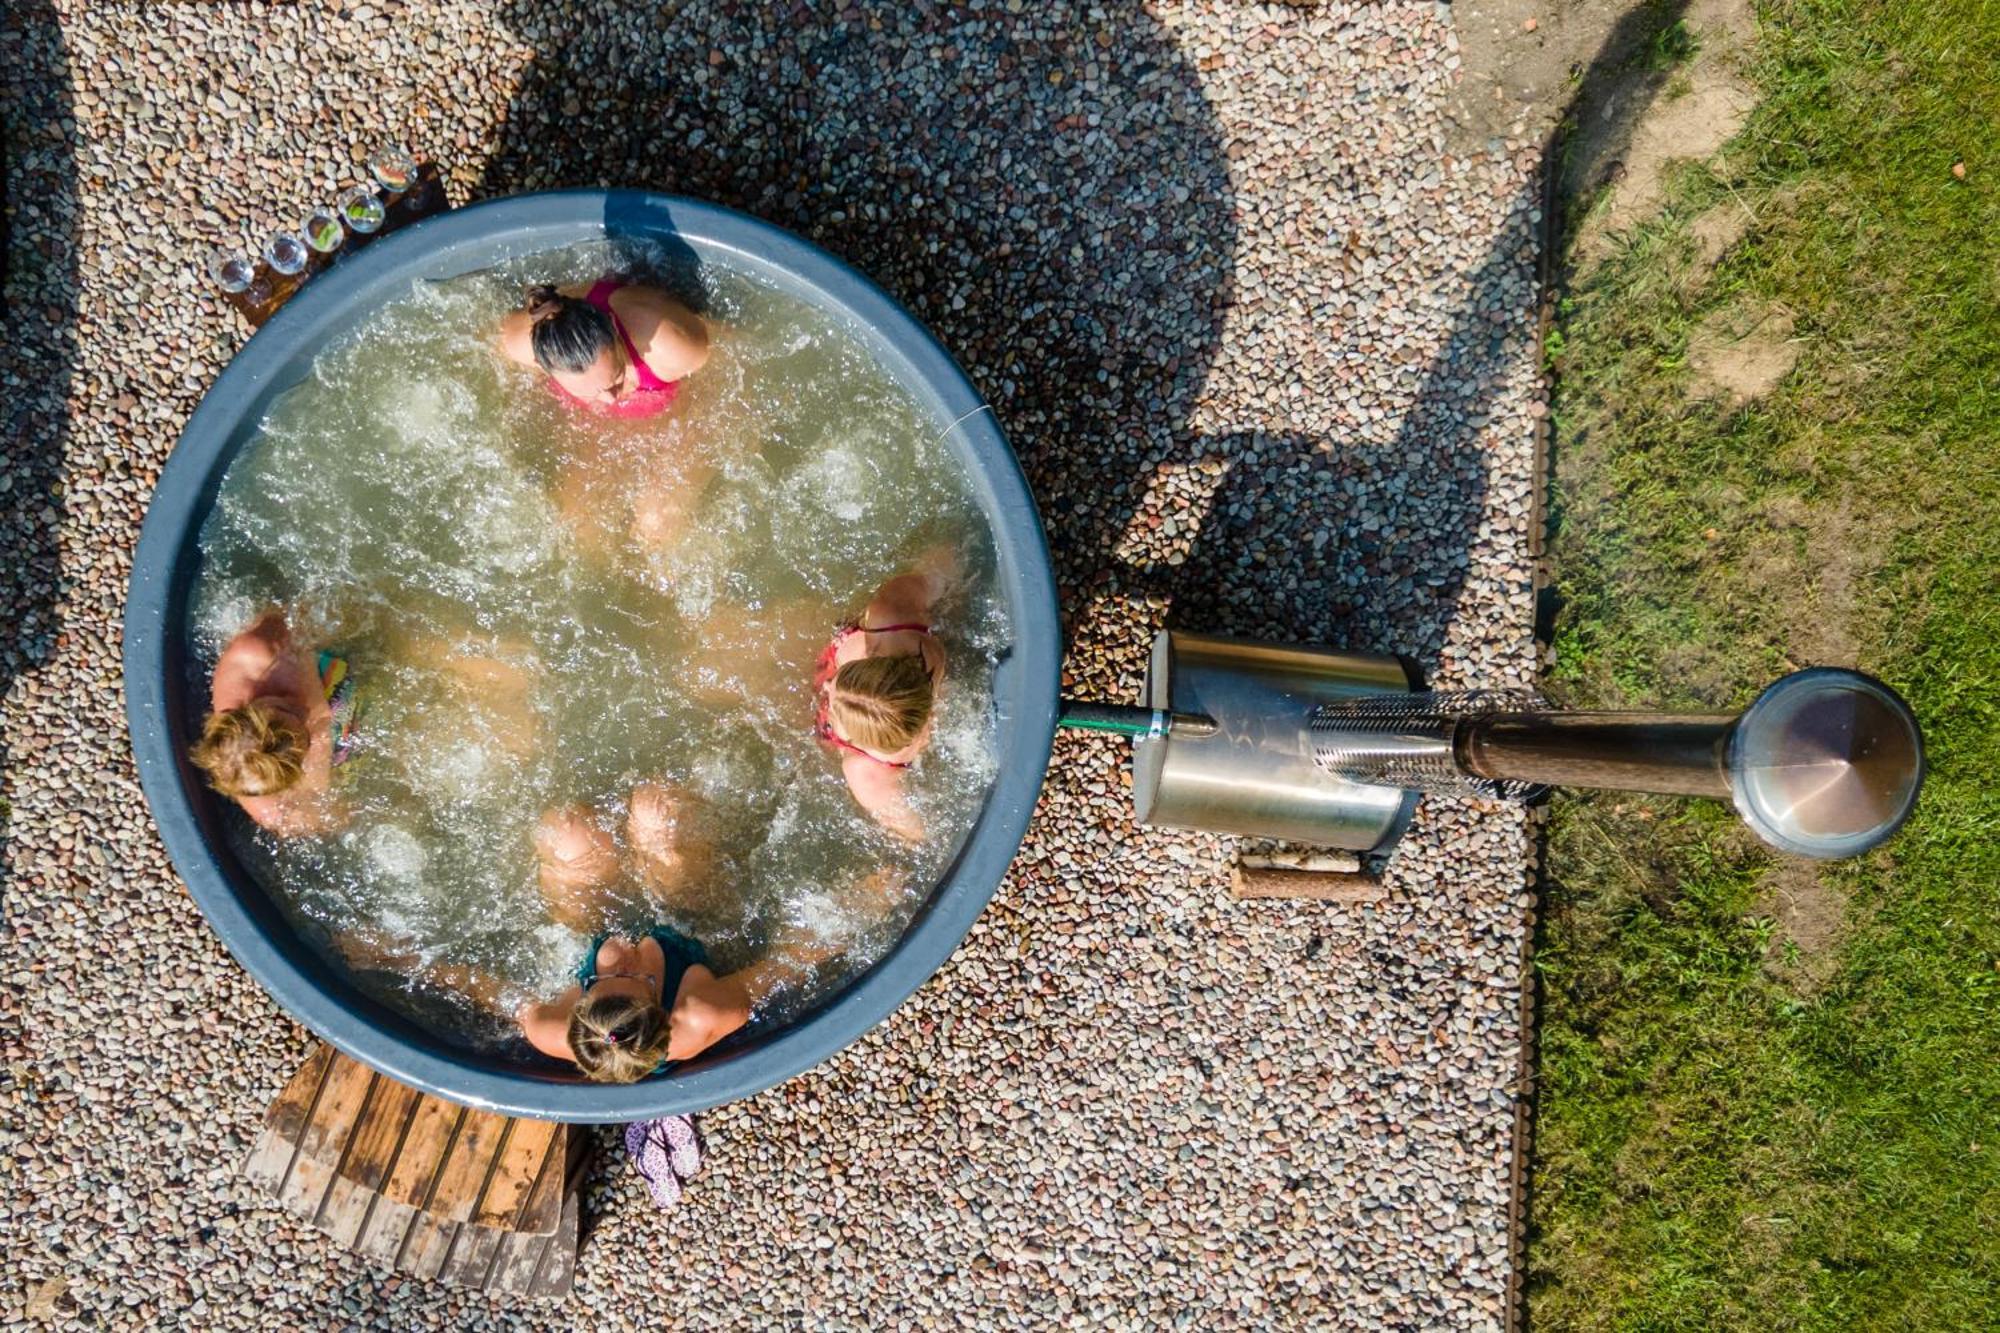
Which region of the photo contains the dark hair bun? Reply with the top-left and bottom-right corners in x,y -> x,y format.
524,283 -> 563,321
523,286 -> 616,375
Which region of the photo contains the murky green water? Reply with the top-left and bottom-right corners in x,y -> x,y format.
191,241 -> 1006,1053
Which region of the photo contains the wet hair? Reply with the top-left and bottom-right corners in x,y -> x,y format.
828,654 -> 935,755
189,702 -> 309,798
568,989 -> 672,1083
523,283 -> 617,375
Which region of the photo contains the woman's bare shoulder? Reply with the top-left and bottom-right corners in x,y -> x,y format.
611,286 -> 711,378
518,989 -> 579,1062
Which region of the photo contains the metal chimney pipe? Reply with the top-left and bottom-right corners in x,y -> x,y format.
1454,713 -> 1735,798
1312,668 -> 1924,860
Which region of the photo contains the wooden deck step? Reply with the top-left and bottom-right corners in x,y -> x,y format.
244,1044 -> 588,1299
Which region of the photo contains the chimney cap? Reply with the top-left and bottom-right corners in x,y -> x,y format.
1729,668 -> 1924,860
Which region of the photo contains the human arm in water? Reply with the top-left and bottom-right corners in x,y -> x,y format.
858,543 -> 960,636
840,752 -> 925,844
654,868 -> 910,1060
333,930 -> 510,1013
608,284 -> 710,382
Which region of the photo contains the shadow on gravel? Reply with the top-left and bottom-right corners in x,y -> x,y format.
1138,212 -> 1529,666
0,1 -> 78,913
477,0 -> 1236,662
1139,0 -> 1697,676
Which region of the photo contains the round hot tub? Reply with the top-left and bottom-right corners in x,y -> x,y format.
124,191 -> 1060,1122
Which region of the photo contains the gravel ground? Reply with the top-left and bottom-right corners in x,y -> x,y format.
2,2 -> 1544,1328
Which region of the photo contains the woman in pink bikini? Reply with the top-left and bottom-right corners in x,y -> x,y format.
499,279 -> 709,419
500,279 -> 714,555
812,560 -> 955,843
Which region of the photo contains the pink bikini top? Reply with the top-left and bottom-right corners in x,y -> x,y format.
812,623 -> 933,769
546,279 -> 680,420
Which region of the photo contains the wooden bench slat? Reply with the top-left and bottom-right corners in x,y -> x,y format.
475,1119 -> 561,1231
338,1077 -> 424,1194
319,1078 -> 424,1247
422,1106 -> 513,1223
243,1044 -> 588,1300
528,1190 -> 581,1299
505,1124 -> 569,1238
380,1096 -> 465,1208
442,1221 -> 506,1289
242,1044 -> 334,1195
278,1060 -> 378,1221
398,1211 -> 459,1280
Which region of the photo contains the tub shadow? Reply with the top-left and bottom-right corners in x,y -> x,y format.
476,0 -> 1237,637
0,1 -> 78,923
1120,185 -> 1539,669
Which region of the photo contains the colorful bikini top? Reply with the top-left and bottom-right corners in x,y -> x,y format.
544,278 -> 681,420
811,622 -> 933,770
316,651 -> 361,767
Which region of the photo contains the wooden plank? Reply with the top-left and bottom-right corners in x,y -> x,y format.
422,1107 -> 513,1224
488,1225 -> 555,1297
317,1078 -> 423,1248
242,1045 -> 335,1196
354,1194 -> 422,1270
474,1119 -> 561,1232
338,1078 -> 426,1193
528,1189 -> 581,1299
379,1096 -> 465,1208
242,1044 -> 586,1299
441,1222 -> 506,1290
1230,865 -> 1386,902
276,1058 -> 377,1220
508,1124 -> 570,1238
398,1212 -> 460,1281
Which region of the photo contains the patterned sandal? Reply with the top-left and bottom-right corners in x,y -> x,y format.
624,1115 -> 701,1209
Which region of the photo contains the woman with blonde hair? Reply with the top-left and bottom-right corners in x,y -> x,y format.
343,786 -> 903,1084
193,611 -> 541,836
190,609 -> 352,836
812,556 -> 956,842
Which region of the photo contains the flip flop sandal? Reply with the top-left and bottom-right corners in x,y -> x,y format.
623,1115 -> 700,1209
657,1114 -> 701,1178
625,1119 -> 684,1208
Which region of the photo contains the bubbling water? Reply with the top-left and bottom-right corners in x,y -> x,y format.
191,240 -> 1009,1055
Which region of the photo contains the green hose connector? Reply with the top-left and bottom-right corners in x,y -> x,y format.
1057,700 -> 1218,740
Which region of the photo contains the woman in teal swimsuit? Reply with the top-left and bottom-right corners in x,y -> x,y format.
514,782 -> 904,1082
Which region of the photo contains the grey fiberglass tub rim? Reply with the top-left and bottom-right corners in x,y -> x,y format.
124,191 -> 1061,1122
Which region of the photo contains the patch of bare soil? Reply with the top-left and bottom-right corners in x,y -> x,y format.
1568,0 -> 1760,265
1445,0 -> 1647,151
1756,860 -> 1849,993
1688,200 -> 1753,268
1737,492 -> 1888,667
1687,301 -> 1799,405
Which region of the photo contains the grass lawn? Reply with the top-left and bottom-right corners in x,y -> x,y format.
1525,1 -> 2000,1328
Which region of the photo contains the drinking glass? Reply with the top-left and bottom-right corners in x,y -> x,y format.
302,205 -> 345,258
206,246 -> 257,293
367,143 -> 420,194
338,184 -> 386,236
263,230 -> 309,277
